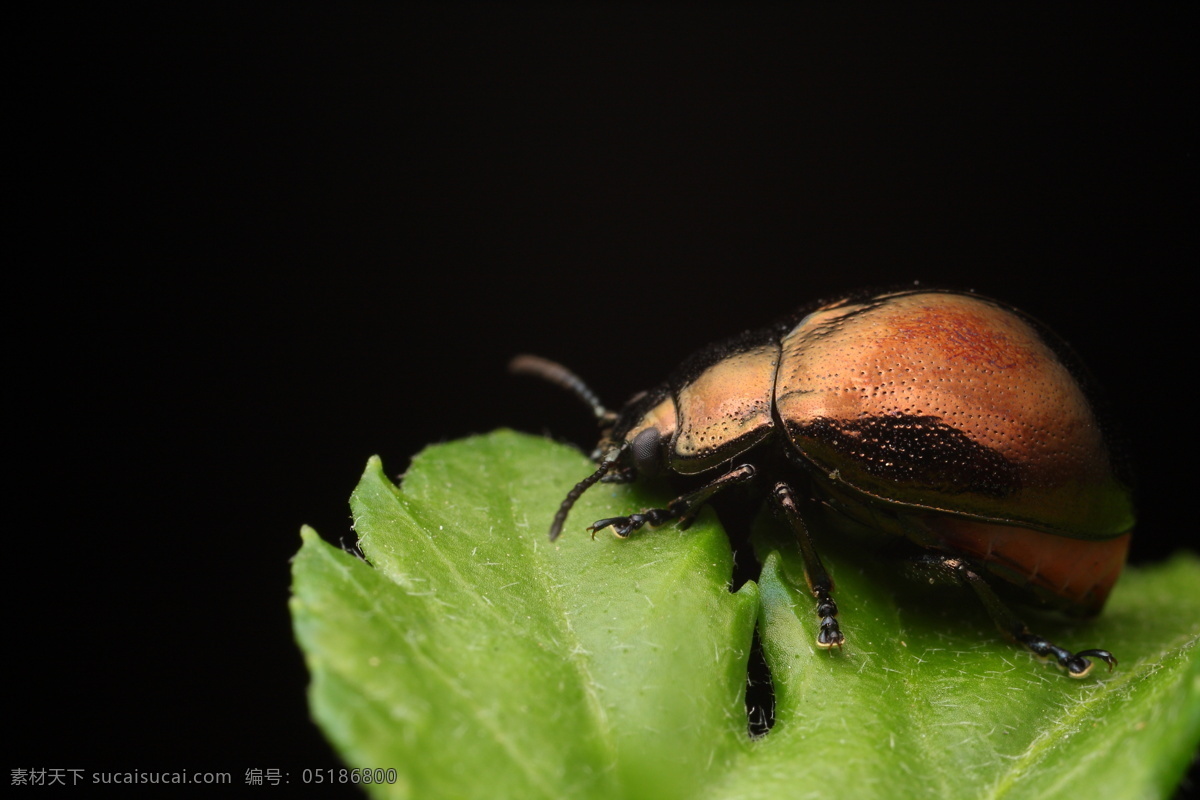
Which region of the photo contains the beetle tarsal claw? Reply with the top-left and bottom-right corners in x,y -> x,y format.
587,516 -> 638,538
816,618 -> 845,649
1017,631 -> 1117,677
1068,648 -> 1117,677
1066,660 -> 1095,679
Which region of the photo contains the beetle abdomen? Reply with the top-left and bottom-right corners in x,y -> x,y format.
927,517 -> 1131,615
775,290 -> 1134,540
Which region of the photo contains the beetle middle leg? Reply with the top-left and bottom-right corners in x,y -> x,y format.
588,464 -> 757,539
914,554 -> 1117,677
772,481 -> 845,649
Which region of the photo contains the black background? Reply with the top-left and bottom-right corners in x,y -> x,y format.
18,3 -> 1194,791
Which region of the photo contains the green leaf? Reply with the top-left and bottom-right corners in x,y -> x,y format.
291,431 -> 1200,800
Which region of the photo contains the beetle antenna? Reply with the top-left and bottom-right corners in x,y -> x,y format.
510,354 -> 617,426
548,445 -> 626,541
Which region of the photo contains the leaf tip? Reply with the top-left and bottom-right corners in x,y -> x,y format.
299,525 -> 321,545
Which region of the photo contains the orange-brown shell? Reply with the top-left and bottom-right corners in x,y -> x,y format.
616,289 -> 1134,612
670,343 -> 778,474
930,519 -> 1130,614
774,291 -> 1133,540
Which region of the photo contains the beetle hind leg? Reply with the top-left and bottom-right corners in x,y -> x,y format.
588,464 -> 756,539
929,555 -> 1117,677
772,482 -> 845,649
1019,641 -> 1116,678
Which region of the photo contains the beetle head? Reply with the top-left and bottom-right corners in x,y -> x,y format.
511,354 -> 679,539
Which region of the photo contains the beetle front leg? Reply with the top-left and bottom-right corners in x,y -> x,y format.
772,482 -> 845,649
588,464 -> 756,539
927,555 -> 1117,677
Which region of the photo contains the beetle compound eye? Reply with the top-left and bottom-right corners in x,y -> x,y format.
631,428 -> 663,477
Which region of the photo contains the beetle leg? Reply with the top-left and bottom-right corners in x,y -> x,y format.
673,465 -> 757,529
589,508 -> 677,539
930,555 -> 1117,678
588,464 -> 756,539
772,482 -> 845,649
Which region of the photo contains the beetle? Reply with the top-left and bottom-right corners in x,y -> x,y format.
512,288 -> 1134,677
